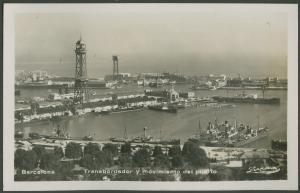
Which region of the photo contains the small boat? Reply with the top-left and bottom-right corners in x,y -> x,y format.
82,135 -> 94,141
29,132 -> 42,139
98,109 -> 112,115
209,86 -> 217,90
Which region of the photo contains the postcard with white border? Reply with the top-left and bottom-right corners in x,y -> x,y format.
3,3 -> 298,191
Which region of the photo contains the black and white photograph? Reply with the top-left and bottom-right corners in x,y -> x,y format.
3,3 -> 298,191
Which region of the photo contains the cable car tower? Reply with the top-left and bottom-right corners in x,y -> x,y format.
73,37 -> 88,105
112,55 -> 119,80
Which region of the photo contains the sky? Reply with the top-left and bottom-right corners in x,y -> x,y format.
15,5 -> 288,78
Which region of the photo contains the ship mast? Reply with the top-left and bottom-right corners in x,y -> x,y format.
159,126 -> 162,140
143,127 -> 147,138
214,111 -> 218,126
198,119 -> 202,136
234,117 -> 237,129
156,73 -> 159,88
123,126 -> 128,140
262,85 -> 265,98
257,115 -> 260,129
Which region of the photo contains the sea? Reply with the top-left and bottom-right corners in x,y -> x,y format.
15,84 -> 287,149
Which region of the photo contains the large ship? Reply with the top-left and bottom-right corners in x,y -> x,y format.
110,127 -> 180,145
148,103 -> 178,113
188,118 -> 269,147
212,93 -> 280,104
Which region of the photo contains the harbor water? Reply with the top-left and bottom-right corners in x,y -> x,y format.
16,85 -> 287,149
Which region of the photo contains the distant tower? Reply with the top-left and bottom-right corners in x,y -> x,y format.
73,37 -> 88,105
112,55 -> 119,80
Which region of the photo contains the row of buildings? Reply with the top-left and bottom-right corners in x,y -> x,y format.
194,74 -> 287,89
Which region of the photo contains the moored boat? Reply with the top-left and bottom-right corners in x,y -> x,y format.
188,118 -> 269,147
148,103 -> 178,113
212,93 -> 280,104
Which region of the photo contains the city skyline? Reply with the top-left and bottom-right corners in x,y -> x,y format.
15,6 -> 287,78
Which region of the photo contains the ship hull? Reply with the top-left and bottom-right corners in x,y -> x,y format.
212,96 -> 280,104
148,106 -> 177,113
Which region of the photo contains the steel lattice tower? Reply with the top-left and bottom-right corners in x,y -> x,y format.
112,55 -> 119,80
73,37 -> 88,105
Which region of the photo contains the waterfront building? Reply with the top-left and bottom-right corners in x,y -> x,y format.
49,93 -> 74,101
169,86 -> 179,102
30,70 -> 49,82
207,74 -> 227,81
240,150 -> 270,167
38,101 -> 63,109
15,103 -> 31,111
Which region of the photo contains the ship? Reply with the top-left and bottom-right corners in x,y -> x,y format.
82,135 -> 94,141
109,127 -> 131,143
212,93 -> 280,104
191,84 -> 217,90
109,127 -> 180,145
97,109 -> 112,115
41,125 -> 70,140
188,118 -> 269,147
112,105 -> 144,113
149,82 -> 162,88
148,103 -> 178,113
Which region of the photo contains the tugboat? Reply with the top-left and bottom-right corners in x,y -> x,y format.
82,133 -> 94,141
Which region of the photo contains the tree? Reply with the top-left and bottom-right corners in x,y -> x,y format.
120,142 -> 131,154
15,112 -> 24,122
80,154 -> 98,169
152,146 -> 163,157
182,141 -> 208,167
15,149 -> 38,170
118,154 -> 133,167
182,141 -> 194,157
40,152 -> 61,170
168,145 -> 181,157
102,143 -> 118,156
209,166 -> 235,181
95,151 -> 114,168
153,153 -> 170,169
65,142 -> 82,159
84,143 -> 100,156
171,155 -> 184,168
133,147 -> 151,167
54,146 -> 64,158
32,146 -> 46,159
